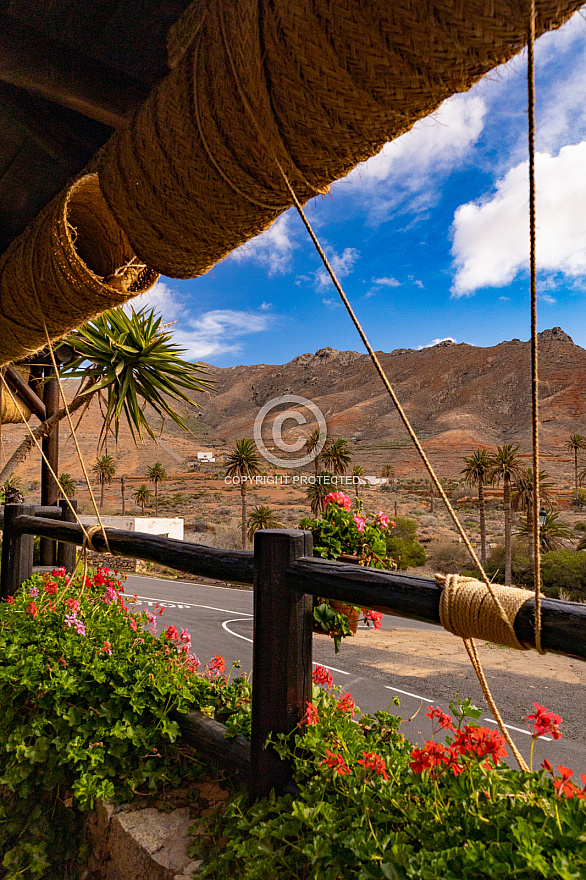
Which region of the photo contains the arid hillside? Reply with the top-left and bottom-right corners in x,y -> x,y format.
2,326 -> 585,487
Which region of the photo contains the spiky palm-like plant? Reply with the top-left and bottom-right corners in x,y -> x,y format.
488,445 -> 522,585
58,473 -> 76,498
518,511 -> 572,552
133,483 -> 152,514
461,448 -> 492,565
247,505 -> 284,541
307,427 -> 327,476
147,462 -> 167,516
92,455 -> 116,508
565,434 -> 586,504
322,438 -> 352,476
306,472 -> 332,516
512,468 -> 556,563
381,464 -> 395,480
0,307 -> 213,485
224,439 -> 262,549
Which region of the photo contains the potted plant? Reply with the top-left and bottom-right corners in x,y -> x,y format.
299,491 -> 397,650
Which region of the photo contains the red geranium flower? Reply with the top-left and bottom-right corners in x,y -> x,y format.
322,749 -> 351,775
312,665 -> 333,688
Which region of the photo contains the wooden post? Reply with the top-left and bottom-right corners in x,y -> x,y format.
40,365 -> 60,565
1,504 -> 35,598
121,476 -> 126,515
57,499 -> 78,572
250,529 -> 313,800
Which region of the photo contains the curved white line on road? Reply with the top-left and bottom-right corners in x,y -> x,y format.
124,594 -> 253,616
221,620 -> 351,676
222,619 -> 253,643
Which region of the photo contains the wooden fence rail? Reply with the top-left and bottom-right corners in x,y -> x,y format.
1,507 -> 586,798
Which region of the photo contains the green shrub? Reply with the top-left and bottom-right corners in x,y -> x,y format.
541,550 -> 586,601
197,688 -> 586,880
391,516 -> 418,541
0,567 -> 249,878
386,536 -> 426,569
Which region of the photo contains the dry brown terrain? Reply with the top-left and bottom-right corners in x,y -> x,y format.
2,325 -> 586,557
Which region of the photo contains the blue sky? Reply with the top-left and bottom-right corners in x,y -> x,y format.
132,10 -> 586,367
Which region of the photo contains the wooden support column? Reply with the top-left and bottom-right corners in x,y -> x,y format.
0,504 -> 35,598
121,476 -> 126,515
40,366 -> 60,565
250,529 -> 313,800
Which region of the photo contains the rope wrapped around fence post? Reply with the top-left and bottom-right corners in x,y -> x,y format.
436,574 -> 528,650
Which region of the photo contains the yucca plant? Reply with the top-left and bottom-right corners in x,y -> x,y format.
0,307 -> 213,485
92,455 -> 116,508
58,472 -> 76,499
224,439 -> 262,549
133,483 -> 152,514
247,505 -> 284,541
147,462 -> 167,516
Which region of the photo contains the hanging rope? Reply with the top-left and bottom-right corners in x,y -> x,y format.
528,0 -> 544,655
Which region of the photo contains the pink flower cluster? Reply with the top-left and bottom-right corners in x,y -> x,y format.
324,491 -> 352,511
353,515 -> 365,533
164,624 -> 192,653
64,613 -> 86,636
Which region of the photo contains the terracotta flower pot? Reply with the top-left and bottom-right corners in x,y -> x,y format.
329,600 -> 360,635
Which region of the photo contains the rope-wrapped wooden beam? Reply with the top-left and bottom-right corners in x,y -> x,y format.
0,174 -> 159,366
98,0 -> 584,279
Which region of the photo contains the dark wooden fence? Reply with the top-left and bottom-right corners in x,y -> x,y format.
2,504 -> 586,798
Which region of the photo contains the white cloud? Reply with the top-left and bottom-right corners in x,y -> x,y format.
372,276 -> 401,287
127,281 -> 272,360
229,212 -> 297,275
417,337 -> 457,350
451,142 -> 586,296
539,293 -> 557,304
336,92 -> 486,223
314,247 -> 360,290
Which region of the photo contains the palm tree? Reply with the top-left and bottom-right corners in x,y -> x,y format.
352,465 -> 365,498
381,464 -> 395,481
224,439 -> 262,549
461,449 -> 492,565
512,467 -> 556,563
147,462 -> 167,516
322,438 -> 352,475
518,511 -> 572,552
307,427 -> 327,476
92,455 -> 116,508
0,307 -> 213,485
247,505 -> 284,541
133,483 -> 152,514
58,473 -> 76,498
306,472 -> 331,516
565,434 -> 586,504
488,444 -> 522,585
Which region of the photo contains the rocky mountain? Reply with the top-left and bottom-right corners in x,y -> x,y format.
2,327 -> 585,483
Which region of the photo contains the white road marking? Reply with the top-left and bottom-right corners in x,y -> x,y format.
129,577 -> 251,593
385,686 -> 432,702
316,662 -> 350,676
124,593 -> 252,617
483,718 -> 552,741
221,621 -> 351,677
222,619 -> 253,643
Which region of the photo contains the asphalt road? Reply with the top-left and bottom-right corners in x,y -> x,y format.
123,573 -> 586,777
